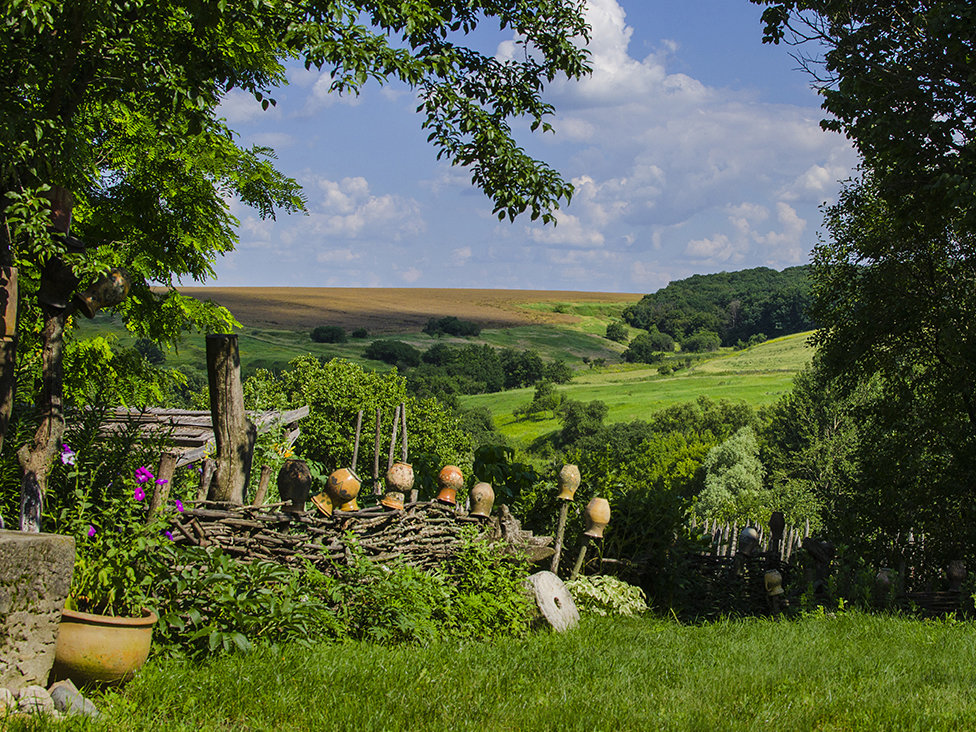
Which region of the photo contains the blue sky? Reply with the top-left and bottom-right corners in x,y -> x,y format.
215,0 -> 856,293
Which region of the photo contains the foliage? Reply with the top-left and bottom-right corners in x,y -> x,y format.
150,547 -> 345,659
565,575 -> 647,617
556,399 -> 608,447
694,426 -> 767,523
471,444 -> 538,503
623,266 -> 813,345
363,340 -> 422,369
243,357 -> 471,490
605,321 -> 628,343
500,348 -> 547,389
350,327 -> 369,339
513,380 -> 563,421
59,462 -> 180,617
622,332 -> 669,364
133,338 -> 166,365
423,316 -> 481,337
680,329 -> 721,353
310,325 -> 347,344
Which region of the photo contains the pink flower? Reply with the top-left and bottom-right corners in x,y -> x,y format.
134,467 -> 154,484
87,525 -> 96,538
174,499 -> 184,512
134,485 -> 146,502
60,445 -> 76,466
155,478 -> 168,485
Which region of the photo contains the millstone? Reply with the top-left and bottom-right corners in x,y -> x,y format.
524,571 -> 579,633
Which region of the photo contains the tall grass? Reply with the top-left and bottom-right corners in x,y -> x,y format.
24,612 -> 976,731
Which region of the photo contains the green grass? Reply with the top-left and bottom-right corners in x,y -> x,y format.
30,612 -> 976,731
462,332 -> 815,443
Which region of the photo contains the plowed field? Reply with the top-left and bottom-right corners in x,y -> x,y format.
178,287 -> 642,333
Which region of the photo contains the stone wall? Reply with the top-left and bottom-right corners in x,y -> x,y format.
0,531 -> 75,689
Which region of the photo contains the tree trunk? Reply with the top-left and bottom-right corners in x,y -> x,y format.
0,267 -> 17,456
206,334 -> 255,504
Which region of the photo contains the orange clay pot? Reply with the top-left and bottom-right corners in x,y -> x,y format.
436,465 -> 463,505
52,608 -> 156,686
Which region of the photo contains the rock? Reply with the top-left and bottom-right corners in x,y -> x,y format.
524,571 -> 580,633
0,687 -> 17,714
0,530 -> 76,689
49,679 -> 99,718
17,685 -> 55,715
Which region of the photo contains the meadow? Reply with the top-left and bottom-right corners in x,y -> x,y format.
22,612 -> 976,731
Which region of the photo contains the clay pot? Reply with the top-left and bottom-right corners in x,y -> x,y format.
310,492 -> 333,516
53,608 -> 156,685
436,465 -> 463,505
764,569 -> 785,597
738,527 -> 759,556
583,497 -> 611,539
327,468 -> 361,511
556,464 -> 581,501
469,482 -> 495,518
278,459 -> 312,512
74,268 -> 131,319
382,462 -> 413,510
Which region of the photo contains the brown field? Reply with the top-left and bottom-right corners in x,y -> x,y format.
178,287 -> 643,333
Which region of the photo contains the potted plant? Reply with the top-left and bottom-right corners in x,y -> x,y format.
53,454 -> 180,685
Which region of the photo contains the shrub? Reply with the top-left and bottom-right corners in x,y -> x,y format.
681,329 -> 721,353
363,340 -> 422,368
423,316 -> 481,337
133,338 -> 166,365
605,322 -> 628,343
311,325 -> 348,343
566,575 -> 648,617
544,360 -> 573,384
351,327 -> 369,339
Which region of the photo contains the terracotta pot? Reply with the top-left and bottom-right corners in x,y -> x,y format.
279,459 -> 312,513
436,465 -> 463,505
556,464 -> 581,501
53,608 -> 156,686
74,268 -> 131,319
327,468 -> 361,511
469,482 -> 494,518
310,492 -> 333,516
383,462 -> 413,509
764,570 -> 785,597
583,497 -> 610,539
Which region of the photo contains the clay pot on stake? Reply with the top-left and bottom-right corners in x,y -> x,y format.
436,465 -> 463,505
382,461 -> 413,510
326,468 -> 361,511
550,464 -> 580,574
583,496 -> 611,539
469,482 -> 494,519
278,459 -> 312,514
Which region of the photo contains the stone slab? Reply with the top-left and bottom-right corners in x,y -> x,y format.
0,530 -> 75,689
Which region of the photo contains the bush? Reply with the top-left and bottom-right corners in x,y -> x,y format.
566,575 -> 648,617
311,325 -> 348,343
681,329 -> 721,353
423,316 -> 481,337
544,360 -> 573,384
133,338 -> 166,365
605,322 -> 628,343
363,340 -> 422,368
351,327 -> 369,339
622,332 -> 669,364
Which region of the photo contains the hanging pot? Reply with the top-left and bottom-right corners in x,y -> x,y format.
469,482 -> 495,518
74,268 -> 131,318
327,468 -> 361,511
556,464 -> 581,501
382,462 -> 413,510
436,465 -> 463,505
583,497 -> 610,539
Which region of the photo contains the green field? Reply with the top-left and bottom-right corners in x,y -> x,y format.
461,332 -> 814,443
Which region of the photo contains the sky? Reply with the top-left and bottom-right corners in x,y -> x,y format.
214,0 -> 858,294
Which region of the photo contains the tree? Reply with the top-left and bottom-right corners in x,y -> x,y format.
310,325 -> 347,344
0,0 -> 591,526
621,333 -> 666,364
694,426 -> 766,523
605,322 -> 628,343
680,330 -> 721,353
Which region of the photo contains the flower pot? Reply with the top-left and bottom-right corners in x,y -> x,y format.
52,608 -> 156,686
327,468 -> 361,511
436,465 -> 463,505
583,497 -> 610,539
556,464 -> 580,501
469,482 -> 494,518
383,462 -> 413,509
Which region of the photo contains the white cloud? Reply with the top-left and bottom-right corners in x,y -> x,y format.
219,89 -> 277,124
400,267 -> 422,283
450,246 -> 473,266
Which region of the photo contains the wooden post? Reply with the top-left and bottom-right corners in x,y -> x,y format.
372,406 -> 382,496
196,458 -> 215,503
205,334 -> 256,504
252,464 -> 272,506
0,266 -> 16,456
400,402 -> 408,462
570,539 -> 591,580
769,511 -> 785,559
148,450 -> 178,518
550,502 -> 571,574
387,404 -> 400,471
351,410 -> 363,473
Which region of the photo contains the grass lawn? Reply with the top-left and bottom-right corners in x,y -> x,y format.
28,612 -> 976,731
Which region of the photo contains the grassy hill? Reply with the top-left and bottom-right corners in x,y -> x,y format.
460,332 -> 814,444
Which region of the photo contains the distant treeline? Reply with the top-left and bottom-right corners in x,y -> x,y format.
623,266 -> 813,346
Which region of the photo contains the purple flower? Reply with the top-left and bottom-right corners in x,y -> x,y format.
134,485 -> 146,502
155,478 -> 168,485
164,530 -> 174,541
87,525 -> 96,538
134,466 -> 154,484
60,445 -> 76,466
174,499 -> 184,513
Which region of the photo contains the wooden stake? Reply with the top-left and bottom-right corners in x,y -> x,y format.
550,502 -> 571,574
570,539 -> 591,580
252,464 -> 272,506
400,402 -> 408,462
352,410 -> 363,472
372,407 -> 382,496
196,458 -> 215,503
148,451 -> 178,519
387,404 -> 400,471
